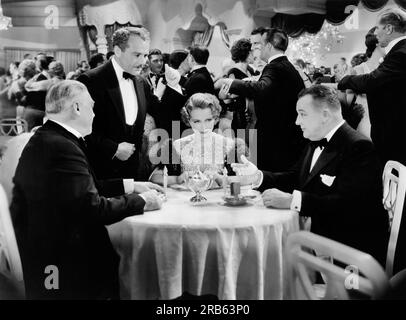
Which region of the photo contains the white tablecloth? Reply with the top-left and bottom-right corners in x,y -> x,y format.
107,188 -> 299,300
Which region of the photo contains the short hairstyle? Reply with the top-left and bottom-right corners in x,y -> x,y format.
298,85 -> 341,111
250,26 -> 269,36
365,27 -> 378,58
112,27 -> 150,52
264,28 -> 289,52
45,80 -> 87,114
106,51 -> 114,60
378,8 -> 406,33
230,38 -> 252,63
148,48 -> 162,59
180,93 -> 222,126
89,53 -> 105,69
169,50 -> 188,69
189,45 -> 210,65
295,59 -> 306,69
48,61 -> 65,80
351,53 -> 367,67
18,59 -> 37,80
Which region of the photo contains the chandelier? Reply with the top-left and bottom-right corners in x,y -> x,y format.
0,1 -> 12,30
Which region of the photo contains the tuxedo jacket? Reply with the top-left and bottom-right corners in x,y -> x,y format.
182,66 -> 215,97
229,56 -> 306,172
78,60 -> 171,179
338,39 -> 406,166
10,120 -> 146,299
259,123 -> 389,265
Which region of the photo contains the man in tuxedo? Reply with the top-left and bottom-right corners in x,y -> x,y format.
78,27 -> 177,180
181,45 -> 214,97
233,85 -> 389,265
338,8 -> 406,166
215,28 -> 306,172
10,80 -> 164,299
146,48 -> 164,91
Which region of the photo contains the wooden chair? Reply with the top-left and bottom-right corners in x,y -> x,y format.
287,231 -> 390,300
0,183 -> 25,299
0,118 -> 28,136
382,161 -> 406,277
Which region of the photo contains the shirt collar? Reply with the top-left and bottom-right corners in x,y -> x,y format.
48,119 -> 82,139
385,35 -> 406,55
112,56 -> 126,81
191,65 -> 206,72
325,120 -> 345,142
267,53 -> 286,64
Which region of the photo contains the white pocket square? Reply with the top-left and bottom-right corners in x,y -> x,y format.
320,174 -> 336,187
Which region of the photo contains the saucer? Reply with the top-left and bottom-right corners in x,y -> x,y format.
223,195 -> 248,206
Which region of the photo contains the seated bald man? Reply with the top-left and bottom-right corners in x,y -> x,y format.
233,85 -> 389,265
10,80 -> 164,299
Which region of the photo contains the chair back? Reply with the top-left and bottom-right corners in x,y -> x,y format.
287,231 -> 389,300
0,118 -> 28,136
383,161 -> 406,277
0,183 -> 25,298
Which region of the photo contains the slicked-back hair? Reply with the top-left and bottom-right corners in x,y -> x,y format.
180,93 -> 221,126
189,45 -> 210,65
250,26 -> 270,36
46,80 -> 87,114
148,48 -> 162,59
298,85 -> 341,112
112,27 -> 150,52
264,28 -> 289,52
378,8 -> 406,33
169,50 -> 188,69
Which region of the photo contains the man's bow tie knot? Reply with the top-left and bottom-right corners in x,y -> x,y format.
310,138 -> 328,150
123,71 -> 135,80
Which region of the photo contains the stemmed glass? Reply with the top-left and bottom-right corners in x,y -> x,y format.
182,164 -> 221,203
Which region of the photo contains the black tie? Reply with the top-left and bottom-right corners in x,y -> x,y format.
78,137 -> 87,150
123,71 -> 135,80
310,138 -> 328,150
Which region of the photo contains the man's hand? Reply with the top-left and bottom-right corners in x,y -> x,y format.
214,78 -> 233,91
262,188 -> 293,209
231,155 -> 258,176
140,190 -> 163,211
115,142 -> 135,161
134,181 -> 165,194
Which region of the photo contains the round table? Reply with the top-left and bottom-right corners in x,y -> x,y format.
107,188 -> 299,300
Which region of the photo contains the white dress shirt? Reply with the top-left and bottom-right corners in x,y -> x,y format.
48,119 -> 135,194
291,120 -> 345,212
385,35 -> 406,55
111,57 -> 138,125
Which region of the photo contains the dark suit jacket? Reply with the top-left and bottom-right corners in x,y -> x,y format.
78,60 -> 170,180
259,123 -> 389,265
229,56 -> 306,172
10,120 -> 146,299
338,39 -> 406,166
182,66 -> 215,97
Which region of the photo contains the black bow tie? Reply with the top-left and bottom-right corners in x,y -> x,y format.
123,72 -> 135,80
310,138 -> 328,150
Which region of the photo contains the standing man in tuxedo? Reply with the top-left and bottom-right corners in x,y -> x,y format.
233,85 -> 388,265
338,8 -> 406,166
10,80 -> 164,299
78,27 -> 173,180
181,45 -> 214,97
146,48 -> 164,91
215,28 -> 306,172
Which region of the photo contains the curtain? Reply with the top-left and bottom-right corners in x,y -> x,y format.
361,0 -> 390,11
271,13 -> 325,38
54,51 -> 81,75
217,22 -> 231,49
192,26 -> 214,47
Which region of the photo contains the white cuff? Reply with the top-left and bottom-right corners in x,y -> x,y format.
252,170 -> 263,189
290,190 -> 302,212
123,179 -> 135,194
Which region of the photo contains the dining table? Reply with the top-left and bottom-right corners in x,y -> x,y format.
107,187 -> 299,300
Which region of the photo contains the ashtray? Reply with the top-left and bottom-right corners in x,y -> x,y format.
223,195 -> 248,206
